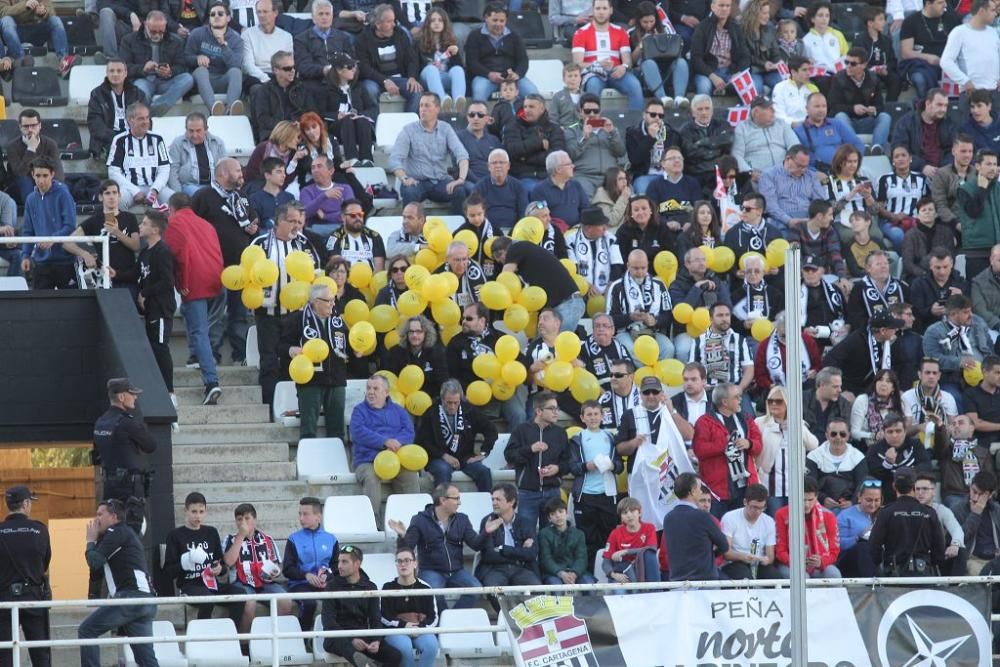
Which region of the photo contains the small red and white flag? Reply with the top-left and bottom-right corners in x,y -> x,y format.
833,58 -> 847,73
776,61 -> 790,80
808,64 -> 829,78
727,106 -> 750,127
729,68 -> 757,105
713,164 -> 726,200
940,71 -> 962,98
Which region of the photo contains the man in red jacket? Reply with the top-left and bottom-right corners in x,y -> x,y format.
774,476 -> 841,578
165,192 -> 224,405
692,382 -> 763,518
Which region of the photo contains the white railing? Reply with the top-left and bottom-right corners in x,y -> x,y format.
2,577 -> 999,667
6,235 -> 112,288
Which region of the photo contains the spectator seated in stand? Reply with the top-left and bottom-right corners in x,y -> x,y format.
119,11 -> 193,117
538,498 -> 599,586
167,112 -> 227,197
720,483 -> 780,579
602,497 -> 660,584
7,109 -> 64,205
774,476 -> 842,578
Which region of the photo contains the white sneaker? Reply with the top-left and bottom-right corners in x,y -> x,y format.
661,95 -> 674,109
441,95 -> 453,112
675,96 -> 690,109
454,96 -> 467,113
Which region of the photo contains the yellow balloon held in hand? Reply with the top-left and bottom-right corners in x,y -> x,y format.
398,444 -> 429,471
709,246 -> 736,274
240,244 -> 265,269
405,391 -> 432,416
397,290 -> 428,317
427,226 -> 452,254
587,295 -> 606,317
279,281 -> 310,311
473,353 -> 501,381
751,318 -> 775,342
512,216 -> 544,244
440,271 -> 459,296
348,262 -> 373,289
343,299 -> 370,328
518,286 -> 547,312
285,250 -> 315,283
404,265 -> 431,291
496,272 -> 523,300
654,250 -> 678,279
431,299 -> 461,327
302,338 -> 330,363
383,329 -> 400,349
371,270 -> 388,292
555,331 -> 581,362
349,321 -> 376,353
964,363 -> 984,387
633,335 -> 660,367
373,450 -> 401,480
421,274 -> 450,303
467,380 -> 493,406
766,239 -> 790,268
501,360 -> 527,386
480,281 -> 514,310
698,244 -> 715,267
495,335 -> 521,364
657,359 -> 685,387
241,285 -> 265,310
454,229 -> 479,256
398,365 -> 425,395
545,360 -> 574,392
560,258 -> 577,276
288,354 -> 315,384
415,248 -> 440,270
691,307 -> 711,332
673,302 -> 693,324
492,380 -> 516,401
370,304 -> 400,333
503,304 -> 530,332
220,265 -> 245,291
253,259 -> 279,286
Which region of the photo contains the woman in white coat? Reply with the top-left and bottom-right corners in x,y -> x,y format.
755,385 -> 819,514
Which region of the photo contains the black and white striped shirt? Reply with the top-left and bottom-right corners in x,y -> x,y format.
689,328 -> 753,387
877,171 -> 927,217
229,0 -> 256,30
107,130 -> 171,189
252,231 -> 321,315
327,230 -> 386,270
827,176 -> 869,228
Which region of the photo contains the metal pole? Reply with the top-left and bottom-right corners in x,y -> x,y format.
101,236 -> 111,289
783,246 -> 808,665
270,597 -> 279,667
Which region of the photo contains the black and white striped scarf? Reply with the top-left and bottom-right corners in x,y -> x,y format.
765,332 -> 808,386
859,274 -> 903,319
212,182 -> 252,227
442,260 -> 487,309
867,328 -> 892,376
438,402 -> 466,455
913,383 -> 947,425
571,231 -> 616,292
622,272 -> 669,317
941,320 -> 974,354
300,304 -> 348,364
741,280 -> 771,319
799,281 -> 843,320
717,411 -> 750,488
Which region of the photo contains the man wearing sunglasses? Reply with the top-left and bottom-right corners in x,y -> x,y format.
626,98 -> 681,195
184,1 -> 245,116
827,46 -> 892,156
457,102 -> 500,186
807,417 -> 869,511
564,94 -> 626,198
240,0 -> 292,91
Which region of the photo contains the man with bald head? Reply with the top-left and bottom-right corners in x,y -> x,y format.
607,249 -> 675,364
193,157 -> 259,366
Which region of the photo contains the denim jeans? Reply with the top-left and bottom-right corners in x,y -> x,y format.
639,58 -> 690,99
420,64 -> 466,100
192,66 -> 242,109
615,330 -> 675,364
0,246 -> 20,276
0,16 -> 68,58
835,111 -> 891,150
209,288 -> 248,363
878,219 -> 905,251
471,76 -> 538,102
79,595 -> 158,667
543,573 -> 598,585
750,71 -> 784,96
418,567 -> 482,609
518,487 -> 562,532
427,456 -> 493,492
385,632 -> 439,667
134,73 -> 195,115
362,75 -> 420,112
182,297 -> 220,386
583,71 -> 644,110
400,178 -> 465,214
694,66 -> 732,96
553,293 -> 585,333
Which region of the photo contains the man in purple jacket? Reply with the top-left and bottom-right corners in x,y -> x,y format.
349,375 -> 419,522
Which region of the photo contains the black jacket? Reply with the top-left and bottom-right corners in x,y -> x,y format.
380,579 -> 438,628
324,77 -> 380,122
506,422 -> 571,491
689,15 -> 750,77
502,111 -> 567,180
869,495 -> 945,569
87,79 -> 147,159
679,118 -> 733,176
118,30 -> 188,82
0,512 -> 50,598
463,27 -> 529,80
908,271 -> 968,333
293,27 -> 354,82
250,79 -> 322,143
476,512 -> 538,571
321,570 -> 381,632
826,70 -> 885,119
891,99 -> 958,172
863,438 -> 933,500
821,329 -> 903,396
355,25 -> 418,83
416,399 -> 497,462
666,0 -> 709,28
801,388 -> 851,437
398,505 -> 485,573
625,121 -> 681,178
138,241 -> 175,321
954,500 -> 1000,559
614,219 -> 676,268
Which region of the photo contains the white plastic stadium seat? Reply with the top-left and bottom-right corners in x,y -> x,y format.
383,493 -> 432,534
376,113 -> 418,149
496,613 -> 514,655
441,216 -> 465,233
322,495 -> 386,542
360,551 -> 397,588
249,616 -> 311,665
0,276 -> 28,290
439,608 -> 501,659
68,65 -> 105,106
184,618 -> 250,667
527,59 -> 567,97
860,155 -> 892,182
365,216 -> 400,240
150,115 -> 187,147
353,167 -> 395,209
579,318 -> 593,336
593,549 -> 609,583
457,491 -> 492,533
205,116 -> 255,157
271,381 -> 300,427
481,433 -> 514,481
344,379 -> 366,427
245,325 -> 259,368
123,620 -> 188,667
311,616 -> 349,664
297,437 -> 356,484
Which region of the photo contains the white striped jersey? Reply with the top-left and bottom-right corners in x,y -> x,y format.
689,329 -> 753,387
230,0 -> 256,29
107,131 -> 170,188
877,171 -> 927,217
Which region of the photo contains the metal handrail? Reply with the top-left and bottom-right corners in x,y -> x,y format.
6,235 -> 112,288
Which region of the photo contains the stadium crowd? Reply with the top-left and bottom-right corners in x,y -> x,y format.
5,0 -> 1000,661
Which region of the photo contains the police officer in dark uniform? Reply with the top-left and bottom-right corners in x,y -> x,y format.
0,485 -> 52,667
93,378 -> 157,534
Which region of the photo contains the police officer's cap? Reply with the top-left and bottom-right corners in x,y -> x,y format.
5,485 -> 37,505
107,378 -> 142,395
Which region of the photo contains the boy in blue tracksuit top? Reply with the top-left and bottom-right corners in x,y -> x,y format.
349,376 -> 419,520
20,156 -> 77,289
283,497 -> 338,632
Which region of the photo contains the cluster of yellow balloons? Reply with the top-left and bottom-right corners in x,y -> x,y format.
672,303 -> 712,338
479,274 -> 548,338
466,334 -> 528,404
411,217 -> 481,273
372,365 -> 434,417
288,338 -> 331,384
373,443 -> 430,480
628,335 -> 686,387
220,245 -> 323,311
534,332 -> 603,401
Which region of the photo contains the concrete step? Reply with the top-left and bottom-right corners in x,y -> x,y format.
171,423 -> 299,445
173,499 -> 304,527
174,384 -> 262,406
172,442 -> 289,465
174,366 -> 259,388
172,462 -> 297,484
176,403 -> 271,425
175,480 -> 310,503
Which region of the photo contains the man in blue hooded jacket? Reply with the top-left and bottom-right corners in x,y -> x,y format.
20,156 -> 77,289
283,497 -> 338,632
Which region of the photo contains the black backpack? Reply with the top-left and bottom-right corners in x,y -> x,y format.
11,67 -> 67,106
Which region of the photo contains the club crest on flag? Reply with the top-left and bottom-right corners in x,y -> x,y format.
729,68 -> 757,105
509,596 -> 598,667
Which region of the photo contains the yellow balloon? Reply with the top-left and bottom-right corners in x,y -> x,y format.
431,299 -> 461,327
389,388 -> 405,405
570,368 -> 601,402
525,311 -> 539,338
343,299 -> 370,328
383,329 -> 400,349
253,259 -> 279,287
370,304 -> 400,333
673,302 -> 693,324
495,335 -> 521,364
349,321 -> 376,353
241,285 -> 265,310
501,360 -> 527,385
492,380 -> 516,401
373,450 -> 401,480
240,244 -> 265,269
555,331 -> 582,362
404,265 -> 431,291
421,274 -> 450,303
397,290 -> 428,317
467,380 -> 493,406
633,335 -> 660,367
634,366 -> 655,384
313,275 -> 337,292
440,324 -> 462,344
751,318 -> 775,342
740,251 -> 767,271
560,258 -> 578,276
511,216 -> 544,244
303,338 -> 329,363
473,352 -> 501,381
242,264 -> 259,288
587,295 -> 606,317
285,250 -> 315,283
279,281 -> 310,311
573,274 -> 589,295
710,246 -> 736,273
517,286 -> 547,312
454,229 -> 479,257
405,390 -> 433,416
424,216 -> 447,237
440,270 -> 459,296
480,281 -> 514,310
289,354 -> 315,384
545,360 -> 574,392
375,370 -> 398,389
656,358 -> 685,387
965,363 -> 984,387
653,251 -> 678,278
686,322 -> 704,338
503,304 -> 530,332
372,270 -> 388,292
348,262 -> 373,289
398,365 -> 425,395
766,239 -> 790,269
496,272 -> 523,300
483,237 -> 495,259
221,265 -> 245,291
398,444 -> 429,471
691,307 -> 711,331
427,227 -> 452,254
415,248 -> 439,270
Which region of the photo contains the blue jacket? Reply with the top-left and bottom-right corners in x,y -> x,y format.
475,175 -> 529,231
794,117 -> 864,167
184,25 -> 244,75
530,178 -> 587,228
837,504 -> 873,550
962,116 -> 1000,153
399,504 -> 485,574
283,526 -> 337,588
22,180 -> 76,265
349,399 -> 415,466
